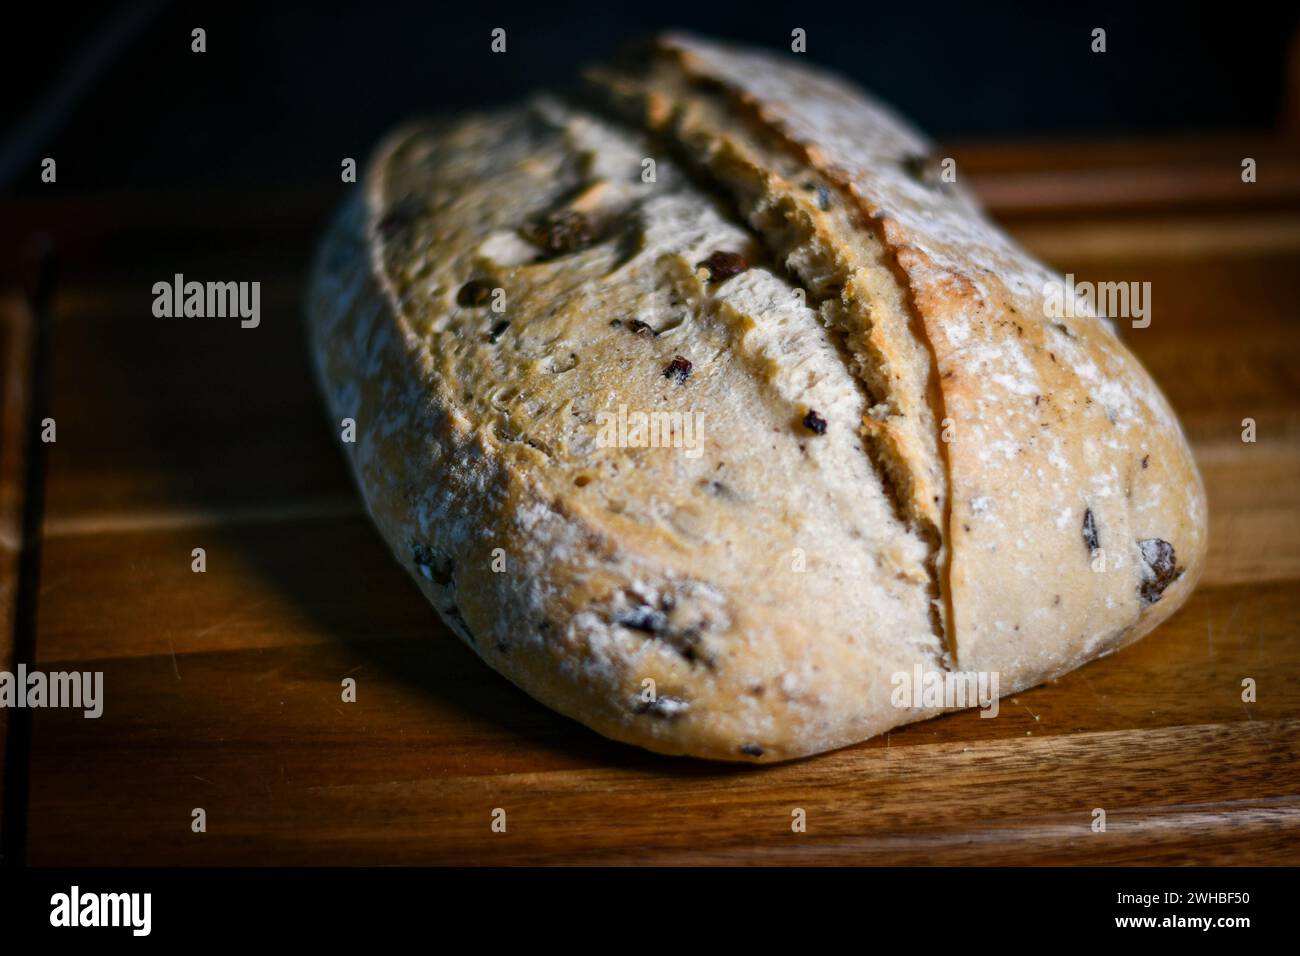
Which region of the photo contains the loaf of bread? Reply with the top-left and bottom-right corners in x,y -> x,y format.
306,33 -> 1206,761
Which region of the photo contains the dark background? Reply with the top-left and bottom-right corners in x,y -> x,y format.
2,0 -> 1297,197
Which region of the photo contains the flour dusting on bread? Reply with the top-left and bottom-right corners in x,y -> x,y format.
307,33 -> 1206,760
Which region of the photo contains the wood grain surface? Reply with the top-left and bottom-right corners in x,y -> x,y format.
0,292 -> 33,837
2,135 -> 1299,865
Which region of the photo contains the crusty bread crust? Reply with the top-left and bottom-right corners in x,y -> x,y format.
307,34 -> 1206,761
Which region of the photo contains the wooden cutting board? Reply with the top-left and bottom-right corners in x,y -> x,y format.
3,135 -> 1299,865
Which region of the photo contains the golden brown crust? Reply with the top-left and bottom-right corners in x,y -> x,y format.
644,32 -> 1208,686
306,34 -> 1207,761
